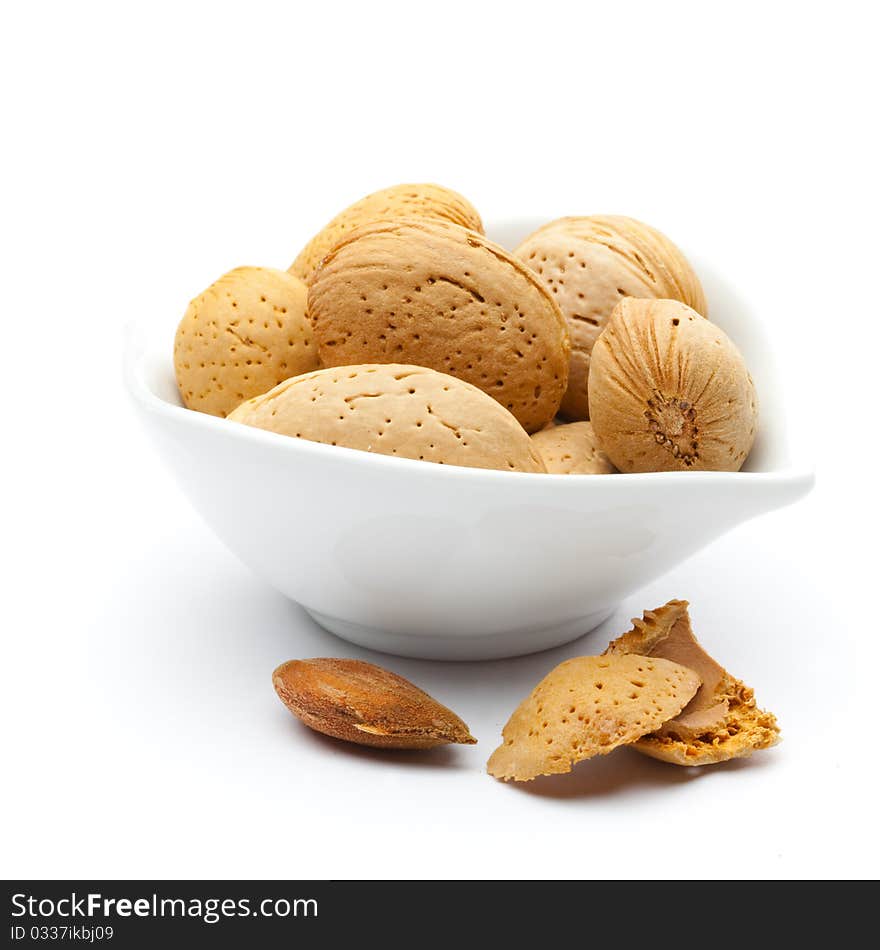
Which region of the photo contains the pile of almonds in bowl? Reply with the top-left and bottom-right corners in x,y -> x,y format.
173,182 -> 758,475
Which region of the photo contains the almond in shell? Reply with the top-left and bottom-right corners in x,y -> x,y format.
515,216 -> 706,420
174,266 -> 318,418
308,219 -> 570,433
289,182 -> 483,284
530,421 -> 615,474
228,363 -> 546,473
588,298 -> 757,472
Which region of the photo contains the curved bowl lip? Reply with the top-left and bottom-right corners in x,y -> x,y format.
124,322 -> 814,491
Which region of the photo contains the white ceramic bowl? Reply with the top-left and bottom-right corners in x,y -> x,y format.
125,218 -> 813,660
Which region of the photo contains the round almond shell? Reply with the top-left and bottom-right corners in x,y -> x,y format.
174,266 -> 319,418
588,297 -> 757,472
289,182 -> 483,284
308,219 -> 570,433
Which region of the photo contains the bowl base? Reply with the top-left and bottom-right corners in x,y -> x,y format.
302,607 -> 616,661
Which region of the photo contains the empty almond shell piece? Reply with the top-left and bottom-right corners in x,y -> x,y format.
515,216 -> 706,421
530,421 -> 616,474
605,600 -> 780,765
174,266 -> 319,418
487,654 -> 700,782
588,298 -> 758,472
288,182 -> 484,284
228,363 -> 547,473
308,219 -> 570,433
272,658 -> 476,749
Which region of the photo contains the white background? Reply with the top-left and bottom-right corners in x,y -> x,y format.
3,1 -> 878,880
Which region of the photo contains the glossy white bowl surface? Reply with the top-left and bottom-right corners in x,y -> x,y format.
125,219 -> 814,659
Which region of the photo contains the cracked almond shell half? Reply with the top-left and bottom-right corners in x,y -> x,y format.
487,654 -> 700,781
605,600 -> 780,765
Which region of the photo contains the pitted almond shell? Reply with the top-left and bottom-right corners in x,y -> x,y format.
308,219 -> 570,433
605,600 -> 780,765
273,658 -> 476,749
588,298 -> 757,472
530,421 -> 615,474
487,654 -> 700,782
515,215 -> 706,420
288,183 -> 483,284
174,266 -> 319,418
228,363 -> 547,473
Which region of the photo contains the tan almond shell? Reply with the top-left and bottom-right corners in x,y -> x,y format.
273,658 -> 476,750
486,654 -> 700,782
288,183 -> 484,284
228,363 -> 547,474
530,421 -> 616,474
174,266 -> 319,418
588,298 -> 757,472
308,219 -> 570,433
515,216 -> 706,420
605,600 -> 780,765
